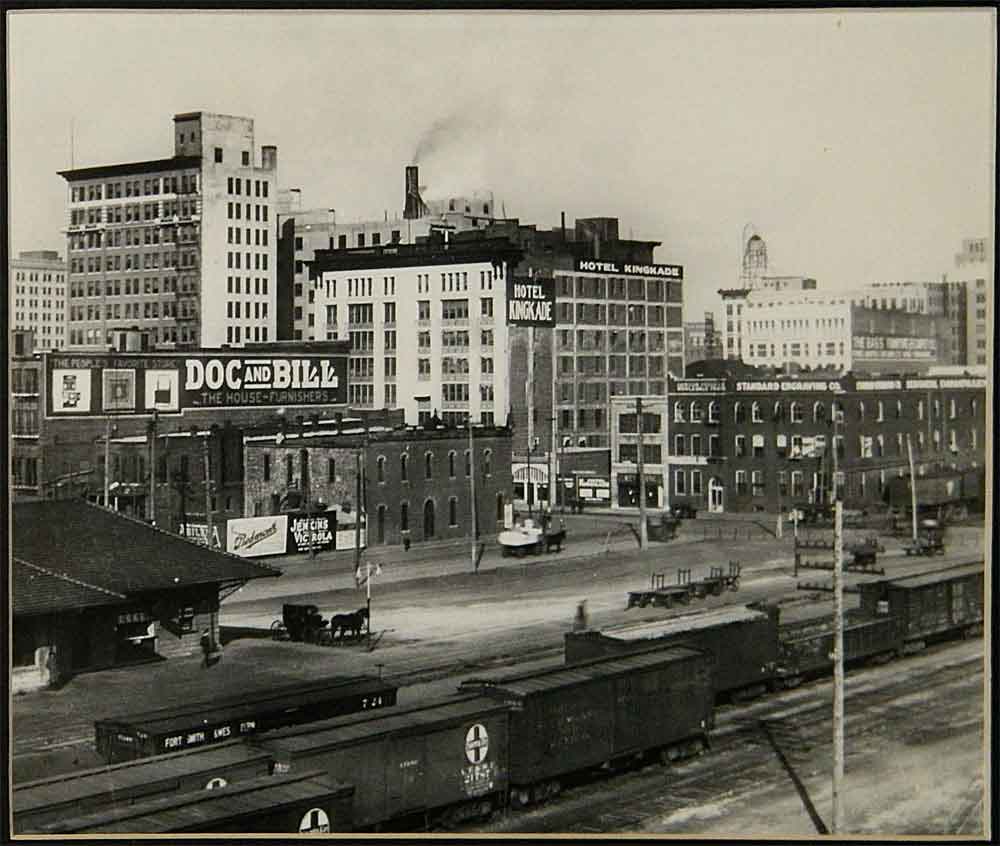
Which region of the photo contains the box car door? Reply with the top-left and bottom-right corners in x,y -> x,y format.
386,733 -> 427,816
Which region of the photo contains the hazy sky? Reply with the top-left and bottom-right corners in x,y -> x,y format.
8,9 -> 996,319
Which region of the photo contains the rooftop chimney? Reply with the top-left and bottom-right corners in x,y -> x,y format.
403,165 -> 428,220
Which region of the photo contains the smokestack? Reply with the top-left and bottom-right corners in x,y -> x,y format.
404,165 -> 427,220
561,211 -> 566,242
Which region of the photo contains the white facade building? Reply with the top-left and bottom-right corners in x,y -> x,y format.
948,237 -> 991,367
10,251 -> 67,350
60,111 -> 277,349
311,243 -> 519,426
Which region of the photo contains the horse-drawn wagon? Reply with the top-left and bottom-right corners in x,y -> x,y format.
498,518 -> 566,557
272,603 -> 370,645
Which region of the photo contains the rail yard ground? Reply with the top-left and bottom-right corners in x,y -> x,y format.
11,513 -> 988,836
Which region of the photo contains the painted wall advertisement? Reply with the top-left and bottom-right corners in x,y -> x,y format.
226,512 -> 344,557
852,335 -> 937,361
45,350 -> 349,417
506,277 -> 555,327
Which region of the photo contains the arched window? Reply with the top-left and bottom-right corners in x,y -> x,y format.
708,401 -> 719,423
449,496 -> 458,526
948,398 -> 956,420
751,401 -> 762,423
689,401 -> 702,423
400,501 -> 409,531
773,401 -> 784,422
790,402 -> 803,423
857,400 -> 865,421
933,398 -> 941,419
400,453 -> 408,481
376,455 -> 385,483
813,401 -> 825,423
673,401 -> 686,423
484,449 -> 493,476
833,401 -> 845,423
971,398 -> 978,416
425,451 -> 434,479
877,400 -> 885,422
895,399 -> 903,419
917,400 -> 925,420
734,402 -> 746,424
448,450 -> 456,478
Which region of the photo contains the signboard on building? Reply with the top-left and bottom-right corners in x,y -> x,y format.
506,278 -> 556,327
45,350 -> 349,417
852,335 -> 937,361
286,512 -> 335,554
227,515 -> 289,557
575,259 -> 683,279
673,379 -> 727,393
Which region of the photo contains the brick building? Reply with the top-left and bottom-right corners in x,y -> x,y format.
609,372 -> 987,514
243,421 -> 513,547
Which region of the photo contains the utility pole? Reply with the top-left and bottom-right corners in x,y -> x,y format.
907,434 -> 918,542
637,396 -> 648,549
148,410 -> 158,524
469,416 -> 477,571
550,328 -> 558,516
202,433 -> 213,548
526,325 -> 534,518
354,450 -> 362,572
104,415 -> 111,507
831,411 -> 844,834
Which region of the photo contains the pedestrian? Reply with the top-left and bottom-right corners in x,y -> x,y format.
199,629 -> 212,668
573,600 -> 589,632
46,645 -> 60,688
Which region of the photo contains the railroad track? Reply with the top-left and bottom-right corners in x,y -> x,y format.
469,639 -> 985,834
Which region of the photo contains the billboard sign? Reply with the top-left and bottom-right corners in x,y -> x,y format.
852,335 -> 936,361
45,350 -> 349,417
506,278 -> 555,327
286,513 -> 336,554
227,515 -> 289,557
575,258 -> 683,279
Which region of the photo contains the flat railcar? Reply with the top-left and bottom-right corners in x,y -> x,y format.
37,771 -> 354,834
95,676 -> 397,763
565,604 -> 778,701
461,647 -> 714,806
256,695 -> 510,830
13,740 -> 273,834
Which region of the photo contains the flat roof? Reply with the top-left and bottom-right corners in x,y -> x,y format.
259,695 -> 507,754
58,156 -> 202,182
14,741 -> 271,814
888,561 -> 983,589
587,605 -> 767,642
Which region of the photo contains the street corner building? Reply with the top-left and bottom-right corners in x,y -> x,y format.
12,499 -> 280,693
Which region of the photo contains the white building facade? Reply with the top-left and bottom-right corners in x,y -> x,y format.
310,241 -> 521,426
10,251 -> 67,350
949,237 -> 991,367
60,111 -> 277,349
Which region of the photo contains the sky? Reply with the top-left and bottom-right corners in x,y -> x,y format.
7,9 -> 996,320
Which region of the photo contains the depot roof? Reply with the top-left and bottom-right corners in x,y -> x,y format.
13,501 -> 280,615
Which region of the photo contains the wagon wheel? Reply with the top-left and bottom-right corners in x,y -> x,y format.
270,620 -> 287,641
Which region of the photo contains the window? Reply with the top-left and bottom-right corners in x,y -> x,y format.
484,449 -> 493,476
734,402 -> 746,424
752,434 -> 765,458
917,400 -> 925,420
691,470 -> 702,496
736,470 -> 748,495
327,457 -> 336,483
813,402 -> 825,423
790,402 -> 803,423
242,151 -> 250,166
448,451 -> 456,478
752,470 -> 764,496
735,435 -> 747,458
675,470 -> 687,495
674,434 -> 686,456
425,451 -> 434,479
751,401 -> 763,423
449,497 -> 458,527
708,401 -> 719,424
214,147 -> 223,163
400,453 -> 409,481
400,501 -> 409,531
689,401 -> 702,423
877,400 -> 885,422
286,454 -> 294,485
673,401 -> 686,423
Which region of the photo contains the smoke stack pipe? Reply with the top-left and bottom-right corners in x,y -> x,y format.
404,165 -> 426,220
561,211 -> 566,242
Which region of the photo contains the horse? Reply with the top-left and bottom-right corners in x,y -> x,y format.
329,607 -> 370,641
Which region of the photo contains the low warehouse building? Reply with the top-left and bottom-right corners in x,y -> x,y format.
12,500 -> 280,693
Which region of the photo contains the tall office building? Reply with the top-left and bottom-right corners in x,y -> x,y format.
10,250 -> 67,350
949,237 -> 991,367
59,112 -> 277,349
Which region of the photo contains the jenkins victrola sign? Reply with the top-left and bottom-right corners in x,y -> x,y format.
45,349 -> 349,417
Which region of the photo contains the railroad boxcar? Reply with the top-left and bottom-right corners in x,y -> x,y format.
255,695 -> 510,830
858,561 -> 984,647
13,740 -> 273,833
94,676 -> 397,763
461,647 -> 714,806
36,771 -> 354,835
564,604 -> 779,701
775,614 -> 900,685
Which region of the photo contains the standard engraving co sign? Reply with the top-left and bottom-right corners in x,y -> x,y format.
506,278 -> 556,327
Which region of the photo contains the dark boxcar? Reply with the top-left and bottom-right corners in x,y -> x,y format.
462,647 -> 713,797
565,604 -> 779,700
95,676 -> 396,763
256,695 -> 510,830
777,615 -> 900,682
13,740 -> 273,833
860,562 -> 984,644
37,771 -> 354,834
